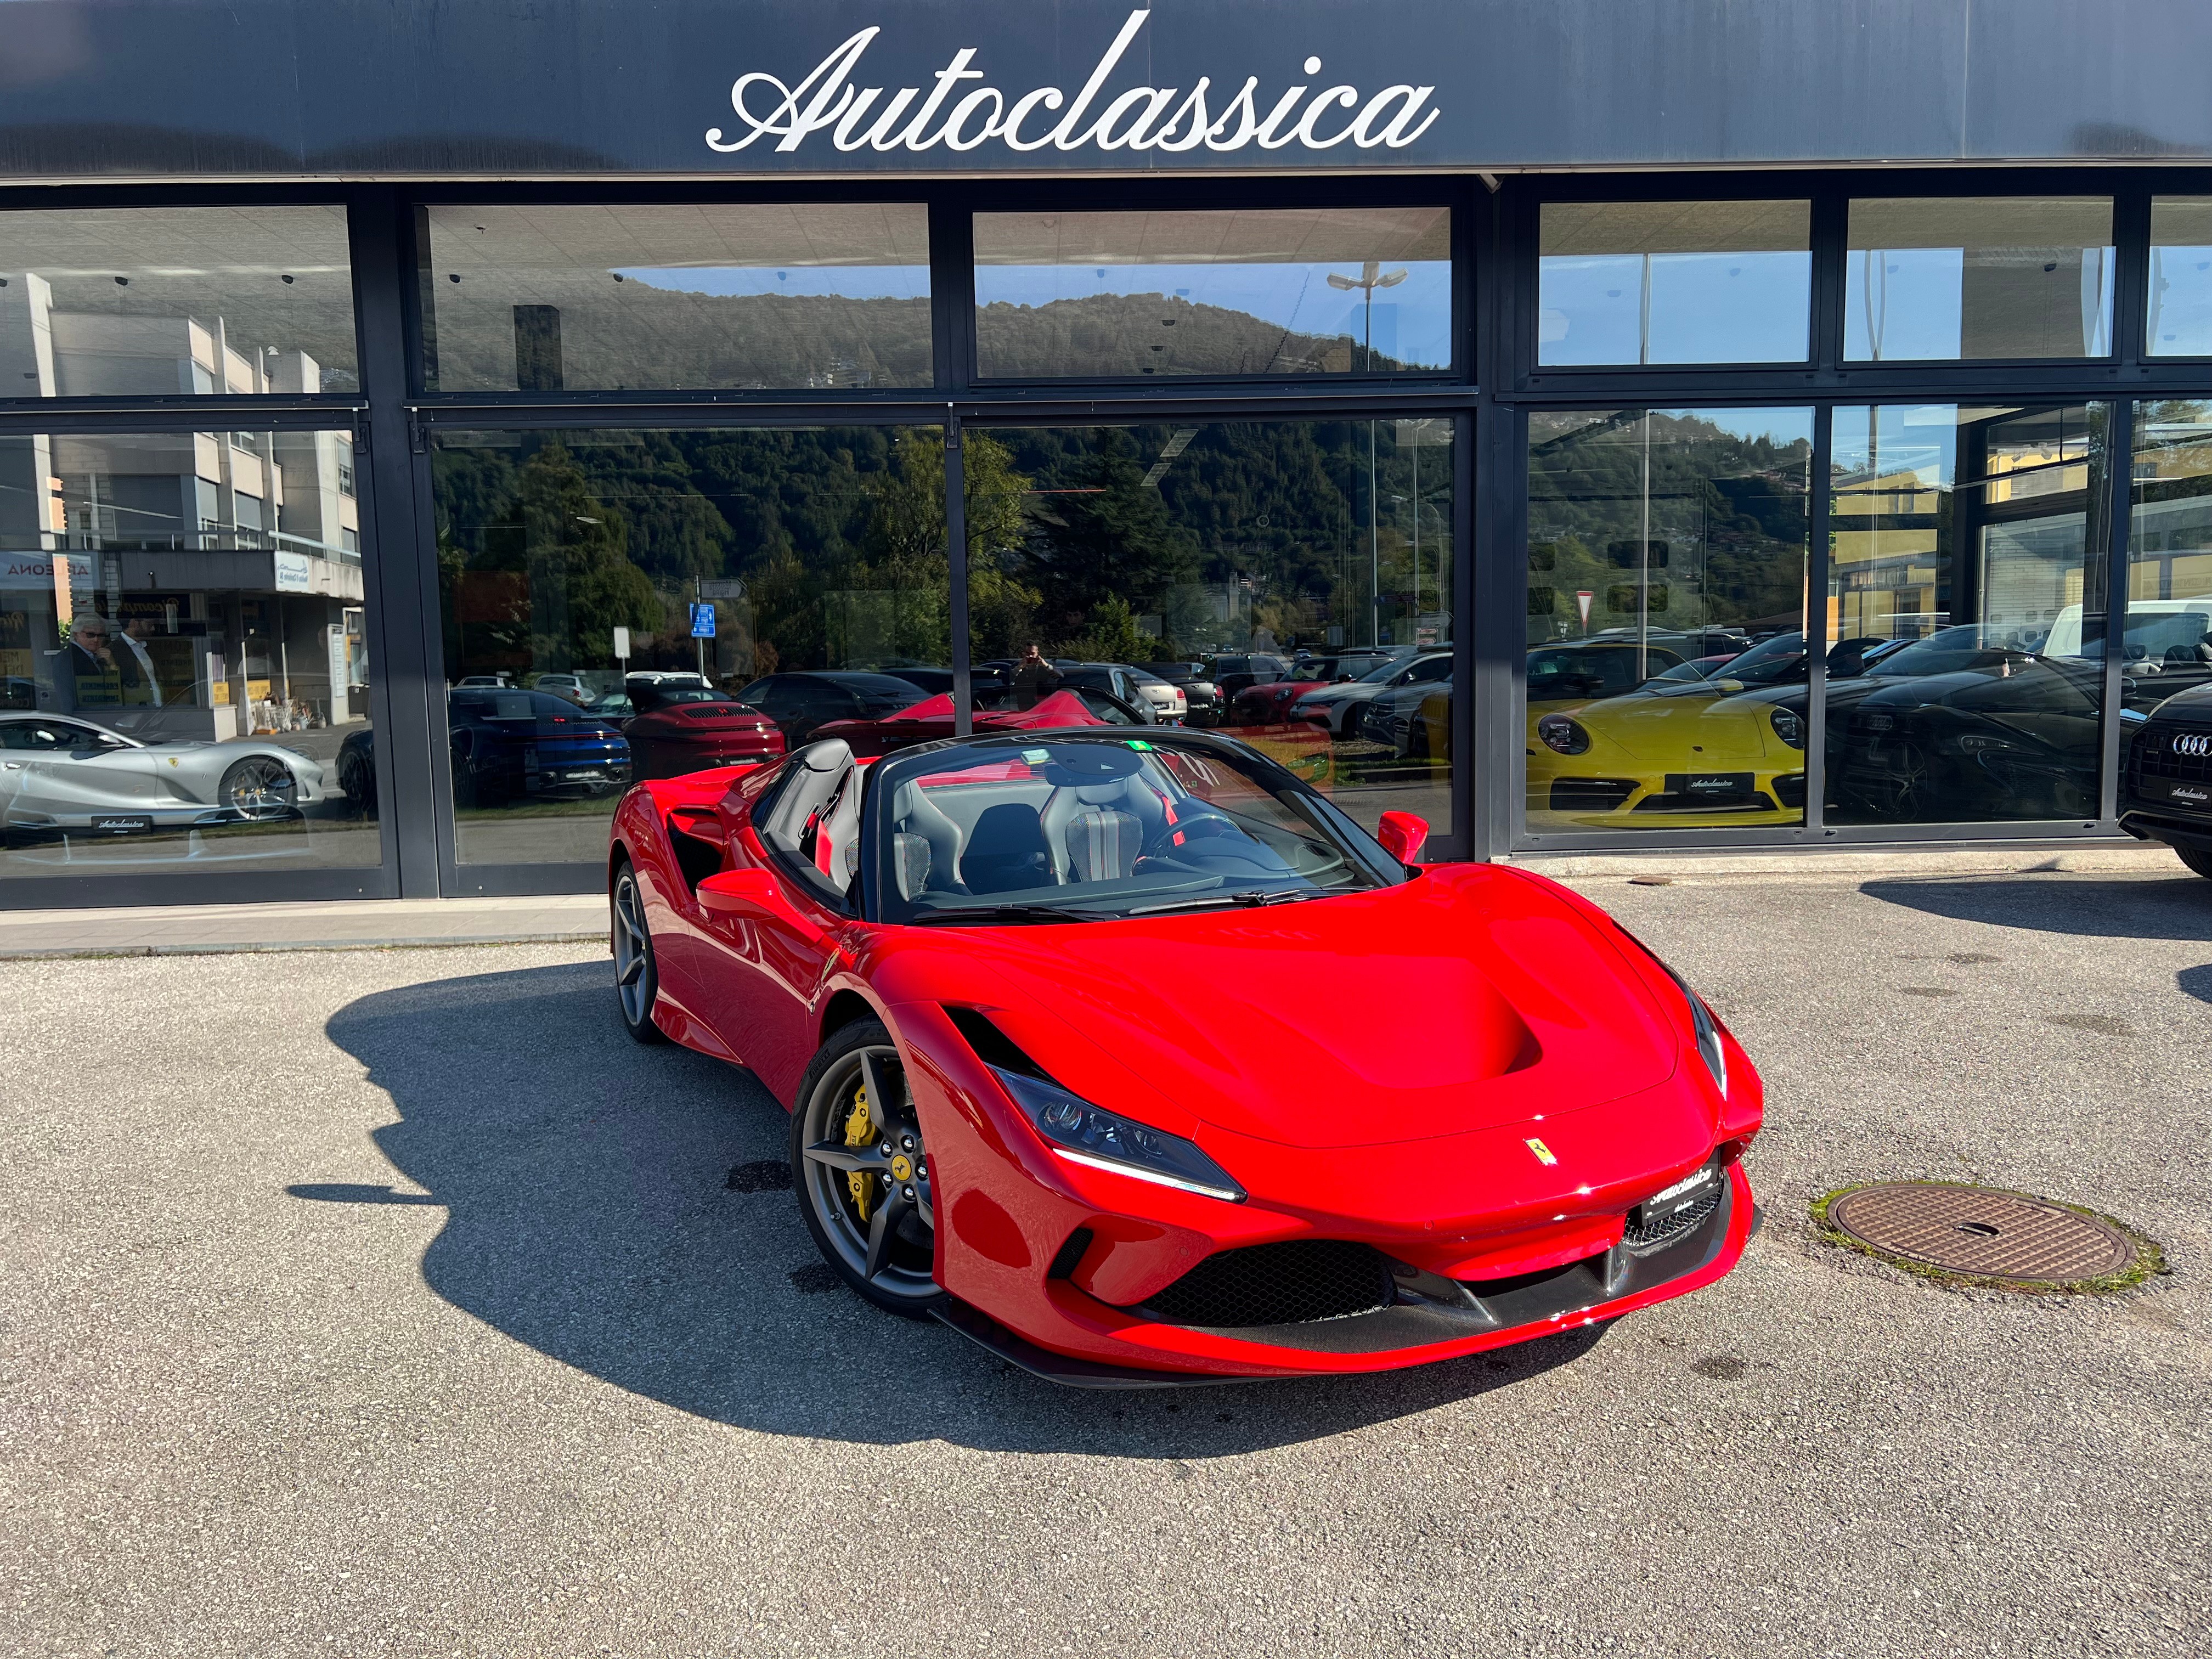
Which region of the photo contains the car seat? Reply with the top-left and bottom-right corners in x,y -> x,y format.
1039,776 -> 1156,883
755,739 -> 859,889
960,802 -> 1057,894
886,776 -> 968,901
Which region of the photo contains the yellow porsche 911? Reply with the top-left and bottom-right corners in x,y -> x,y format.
1526,635 -> 1811,830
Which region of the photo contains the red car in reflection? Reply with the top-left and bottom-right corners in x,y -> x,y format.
606,727 -> 1762,1386
623,687 -> 786,781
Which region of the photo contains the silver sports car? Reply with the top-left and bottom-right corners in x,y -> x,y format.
0,713 -> 328,838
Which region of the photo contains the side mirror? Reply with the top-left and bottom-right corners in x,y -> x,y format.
1376,810 -> 1429,866
697,867 -> 780,917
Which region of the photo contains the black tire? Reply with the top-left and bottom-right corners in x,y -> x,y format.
611,861 -> 667,1045
337,747 -> 376,817
789,1018 -> 945,1318
2174,843 -> 2212,881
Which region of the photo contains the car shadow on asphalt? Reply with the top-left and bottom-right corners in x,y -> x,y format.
319,959 -> 1601,1457
1861,872 -> 2212,942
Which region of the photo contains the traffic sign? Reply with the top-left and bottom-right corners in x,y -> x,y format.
689,603 -> 716,638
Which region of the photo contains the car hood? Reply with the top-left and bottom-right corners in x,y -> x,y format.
878,866 -> 1681,1150
1560,680 -> 1797,761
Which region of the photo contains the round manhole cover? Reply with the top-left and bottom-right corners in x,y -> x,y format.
1817,1182 -> 2156,1290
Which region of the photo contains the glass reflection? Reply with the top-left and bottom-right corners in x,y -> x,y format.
974,208 -> 1451,379
1523,409 -> 1812,831
431,427 -> 949,866
1825,404 -> 2109,824
1846,198 -> 2114,361
967,420 -> 1453,839
2122,403 -> 2212,709
0,428 -> 375,878
417,205 -> 932,392
1538,201 -> 1810,366
0,205 -> 358,394
2147,199 -> 2212,357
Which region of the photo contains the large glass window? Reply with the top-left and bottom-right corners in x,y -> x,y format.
973,208 -> 1451,379
416,205 -> 932,392
2123,402 -> 2212,710
964,419 -> 1453,839
2147,199 -> 2212,357
0,205 -> 358,395
1846,198 -> 2114,361
431,426 -> 948,866
1537,201 -> 1810,365
1523,409 -> 1812,833
1826,404 -> 2109,825
0,427 -> 375,879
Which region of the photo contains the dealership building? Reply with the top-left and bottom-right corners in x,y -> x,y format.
3,0 -> 2211,905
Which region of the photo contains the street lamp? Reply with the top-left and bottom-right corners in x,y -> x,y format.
1330,261 -> 1409,647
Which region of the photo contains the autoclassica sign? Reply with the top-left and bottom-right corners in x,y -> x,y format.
705,8 -> 1440,159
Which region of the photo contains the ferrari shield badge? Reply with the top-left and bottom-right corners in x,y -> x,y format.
1525,1137 -> 1558,1166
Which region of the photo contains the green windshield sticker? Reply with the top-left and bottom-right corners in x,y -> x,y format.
1126,739 -> 1155,751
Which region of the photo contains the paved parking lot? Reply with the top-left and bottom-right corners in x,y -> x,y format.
4,868 -> 2208,1657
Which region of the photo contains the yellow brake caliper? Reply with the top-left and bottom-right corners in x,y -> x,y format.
843,1086 -> 874,1221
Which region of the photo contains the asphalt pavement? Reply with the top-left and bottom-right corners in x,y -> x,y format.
3,868 -> 2208,1657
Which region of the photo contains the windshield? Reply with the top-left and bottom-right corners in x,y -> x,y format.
869,734 -> 1400,925
1872,626 -> 2045,678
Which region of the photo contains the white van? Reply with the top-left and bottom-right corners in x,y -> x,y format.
2044,598 -> 2212,664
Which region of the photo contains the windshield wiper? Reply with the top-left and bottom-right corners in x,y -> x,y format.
909,902 -> 1120,926
1128,888 -> 1328,917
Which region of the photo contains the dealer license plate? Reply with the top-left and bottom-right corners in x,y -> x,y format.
88,814 -> 154,833
1664,771 -> 1755,799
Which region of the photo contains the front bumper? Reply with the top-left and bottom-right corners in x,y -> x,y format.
938,1166 -> 1752,1386
899,1002 -> 1757,1383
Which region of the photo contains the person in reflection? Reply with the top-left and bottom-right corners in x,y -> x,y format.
116,616 -> 163,707
1012,642 -> 1060,711
61,616 -> 123,709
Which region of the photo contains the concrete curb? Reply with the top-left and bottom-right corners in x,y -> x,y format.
1503,844 -> 2188,881
0,932 -> 607,963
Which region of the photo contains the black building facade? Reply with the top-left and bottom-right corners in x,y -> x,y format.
5,0 -> 2212,903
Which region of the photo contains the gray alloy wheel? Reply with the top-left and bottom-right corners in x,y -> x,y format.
791,1018 -> 945,1318
611,864 -> 667,1045
218,754 -> 298,820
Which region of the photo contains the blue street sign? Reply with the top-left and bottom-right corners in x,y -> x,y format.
689,603 -> 716,638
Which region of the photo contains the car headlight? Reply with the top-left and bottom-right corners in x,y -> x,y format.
1537,714 -> 1591,755
992,1067 -> 1246,1202
1656,964 -> 1728,1097
1769,707 -> 1804,748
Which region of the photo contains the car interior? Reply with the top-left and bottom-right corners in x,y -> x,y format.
879,743 -> 1337,907
754,739 -> 863,896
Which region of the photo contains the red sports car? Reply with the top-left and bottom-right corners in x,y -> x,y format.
606,727 -> 1763,1386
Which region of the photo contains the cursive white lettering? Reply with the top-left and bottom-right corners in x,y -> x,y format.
1353,84 -> 1441,149
900,48 -> 986,150
706,14 -> 1444,161
1050,8 -> 1152,151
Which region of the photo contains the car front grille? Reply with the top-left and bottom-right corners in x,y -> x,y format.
2134,724 -> 2212,784
1549,777 -> 1639,813
1622,1175 -> 1726,1255
1135,1240 -> 1396,1328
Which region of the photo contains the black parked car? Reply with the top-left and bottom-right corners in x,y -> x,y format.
1141,662 -> 1222,726
736,670 -> 932,745
1206,653 -> 1291,703
2120,680 -> 2212,877
338,687 -> 630,814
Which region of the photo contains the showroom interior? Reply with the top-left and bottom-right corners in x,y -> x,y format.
5,4 -> 2212,906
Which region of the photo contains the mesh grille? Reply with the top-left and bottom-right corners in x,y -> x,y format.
1549,777 -> 1638,812
1623,1177 -> 1724,1252
2134,725 -> 2212,783
1138,1240 -> 1395,1328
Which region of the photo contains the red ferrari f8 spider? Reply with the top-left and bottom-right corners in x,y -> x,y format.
607,726 -> 1762,1386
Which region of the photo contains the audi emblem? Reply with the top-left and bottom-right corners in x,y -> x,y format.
2174,732 -> 2212,758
